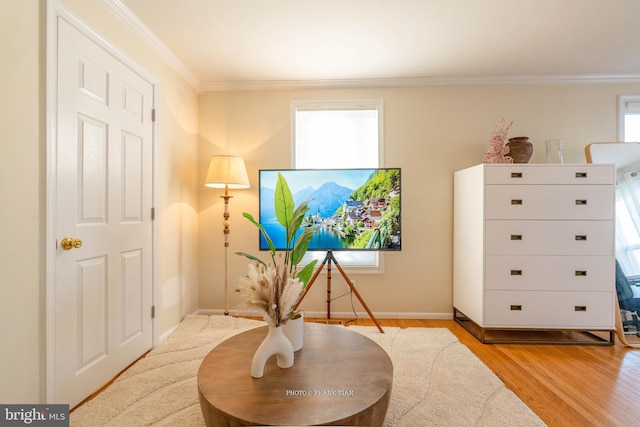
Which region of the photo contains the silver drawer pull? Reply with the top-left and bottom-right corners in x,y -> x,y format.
511,199 -> 523,205
510,234 -> 523,240
510,305 -> 522,311
511,172 -> 523,178
575,199 -> 588,205
575,235 -> 587,241
574,305 -> 587,312
575,270 -> 588,276
575,172 -> 588,178
510,270 -> 523,276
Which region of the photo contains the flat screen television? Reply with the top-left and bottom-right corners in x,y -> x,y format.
258,168 -> 401,251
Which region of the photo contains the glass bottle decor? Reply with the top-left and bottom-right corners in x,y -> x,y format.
545,139 -> 564,163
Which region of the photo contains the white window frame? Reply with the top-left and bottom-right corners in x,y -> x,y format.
290,99 -> 386,273
618,95 -> 640,141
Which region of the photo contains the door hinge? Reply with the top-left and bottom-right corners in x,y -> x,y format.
151,108 -> 156,122
151,207 -> 155,220
151,305 -> 156,319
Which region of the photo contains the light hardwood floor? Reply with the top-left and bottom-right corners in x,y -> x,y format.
320,317 -> 640,427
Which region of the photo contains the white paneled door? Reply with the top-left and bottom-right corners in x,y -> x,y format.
52,17 -> 154,407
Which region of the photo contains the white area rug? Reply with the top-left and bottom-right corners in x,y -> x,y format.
71,315 -> 545,426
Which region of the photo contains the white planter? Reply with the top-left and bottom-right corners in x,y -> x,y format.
283,312 -> 304,351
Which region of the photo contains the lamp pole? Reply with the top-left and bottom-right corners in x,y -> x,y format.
221,185 -> 232,315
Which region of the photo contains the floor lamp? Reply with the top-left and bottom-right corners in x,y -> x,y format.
205,155 -> 250,315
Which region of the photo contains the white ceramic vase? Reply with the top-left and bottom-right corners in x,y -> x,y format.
251,325 -> 294,378
283,312 -> 304,351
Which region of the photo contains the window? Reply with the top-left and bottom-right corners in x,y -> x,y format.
616,96 -> 640,277
615,174 -> 640,278
620,96 -> 640,142
291,100 -> 384,272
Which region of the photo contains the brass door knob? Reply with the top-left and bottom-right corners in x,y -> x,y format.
61,237 -> 83,251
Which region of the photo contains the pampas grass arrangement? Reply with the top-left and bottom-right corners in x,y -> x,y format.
236,260 -> 304,327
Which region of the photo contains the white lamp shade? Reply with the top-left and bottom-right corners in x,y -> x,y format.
205,155 -> 250,189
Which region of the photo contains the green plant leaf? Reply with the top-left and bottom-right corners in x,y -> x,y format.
238,174 -> 317,275
295,259 -> 318,286
241,212 -> 275,257
274,173 -> 295,247
290,226 -> 317,267
287,201 -> 311,245
234,251 -> 267,267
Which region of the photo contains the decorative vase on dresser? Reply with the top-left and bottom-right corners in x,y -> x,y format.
505,136 -> 534,163
453,163 -> 616,344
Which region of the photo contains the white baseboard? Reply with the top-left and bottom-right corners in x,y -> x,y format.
158,323 -> 180,343
193,308 -> 453,320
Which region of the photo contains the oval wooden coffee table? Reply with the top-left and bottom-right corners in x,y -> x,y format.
197,323 -> 393,426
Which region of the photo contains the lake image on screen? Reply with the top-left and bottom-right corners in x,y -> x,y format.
259,169 -> 401,251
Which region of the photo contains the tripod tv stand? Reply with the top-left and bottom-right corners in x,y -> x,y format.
293,250 -> 384,333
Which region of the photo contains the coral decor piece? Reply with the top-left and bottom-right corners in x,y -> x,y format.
482,119 -> 514,164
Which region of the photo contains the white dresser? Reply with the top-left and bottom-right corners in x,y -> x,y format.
453,163 -> 616,344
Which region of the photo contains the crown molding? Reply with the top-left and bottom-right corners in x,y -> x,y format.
103,0 -> 200,89
198,73 -> 640,92
102,1 -> 640,93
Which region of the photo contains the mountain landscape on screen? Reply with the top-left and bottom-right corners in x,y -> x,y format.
259,168 -> 401,251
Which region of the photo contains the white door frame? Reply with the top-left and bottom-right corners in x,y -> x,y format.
45,0 -> 159,402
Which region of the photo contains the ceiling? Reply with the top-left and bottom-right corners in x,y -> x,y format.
115,0 -> 640,91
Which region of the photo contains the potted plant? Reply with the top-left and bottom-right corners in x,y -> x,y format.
235,172 -> 318,376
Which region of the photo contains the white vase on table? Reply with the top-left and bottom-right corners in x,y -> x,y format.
251,325 -> 294,378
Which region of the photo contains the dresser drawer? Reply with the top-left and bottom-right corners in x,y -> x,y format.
484,164 -> 614,185
485,255 -> 614,292
485,220 -> 614,255
484,290 -> 614,328
485,185 -> 614,220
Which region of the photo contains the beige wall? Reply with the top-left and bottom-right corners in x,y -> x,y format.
0,0 -> 44,405
0,0 -> 199,403
198,83 -> 640,317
